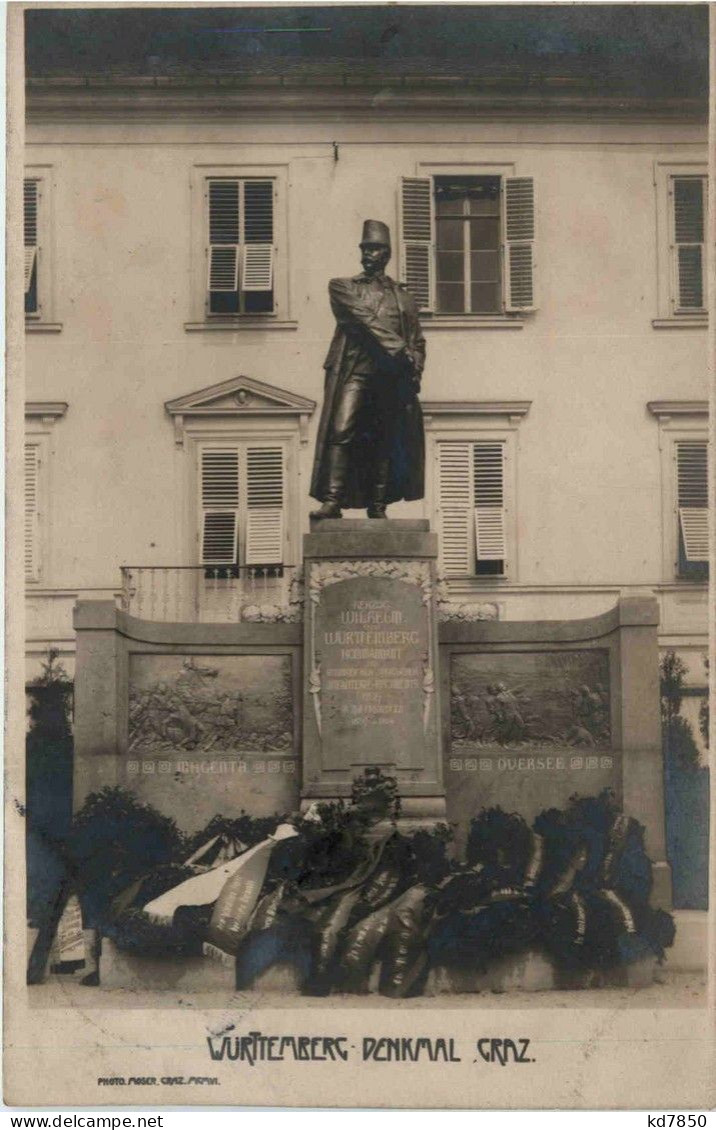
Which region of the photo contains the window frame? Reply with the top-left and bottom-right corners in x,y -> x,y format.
653,160 -> 708,328
433,174 -> 503,316
648,401 -> 709,582
197,439 -> 287,572
675,438 -> 709,579
407,161 -> 531,330
23,402 -> 68,586
424,404 -> 528,582
24,166 -> 61,333
24,435 -> 48,584
187,163 -> 294,331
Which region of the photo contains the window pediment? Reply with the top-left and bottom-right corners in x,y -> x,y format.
647,400 -> 708,423
165,375 -> 316,446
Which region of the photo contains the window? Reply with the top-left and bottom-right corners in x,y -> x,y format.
187,165 -> 292,330
653,163 -> 707,326
648,401 -> 709,581
434,176 -> 501,314
207,178 -> 275,316
167,376 -> 313,575
426,403 -> 528,581
671,176 -> 706,314
398,174 -> 536,317
436,440 -> 508,577
23,169 -> 60,331
676,439 -> 709,579
24,179 -> 39,317
24,402 -> 67,584
24,441 -> 42,582
199,441 -> 286,574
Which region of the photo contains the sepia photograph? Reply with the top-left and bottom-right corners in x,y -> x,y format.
5,0 -> 714,1112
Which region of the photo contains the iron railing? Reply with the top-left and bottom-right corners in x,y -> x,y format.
120,565 -> 300,623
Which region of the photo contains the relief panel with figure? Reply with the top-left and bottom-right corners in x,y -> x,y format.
450,650 -> 611,750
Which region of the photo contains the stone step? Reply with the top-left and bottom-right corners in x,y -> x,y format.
99,937 -> 656,994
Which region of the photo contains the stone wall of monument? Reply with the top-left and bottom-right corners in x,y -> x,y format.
73,589 -> 671,908
72,603 -> 302,831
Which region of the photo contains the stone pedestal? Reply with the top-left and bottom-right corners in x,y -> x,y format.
301,519 -> 446,822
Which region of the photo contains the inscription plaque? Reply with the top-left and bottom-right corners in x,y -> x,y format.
301,525 -> 444,814
316,576 -> 429,769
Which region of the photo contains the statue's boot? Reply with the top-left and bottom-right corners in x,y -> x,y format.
367,459 -> 390,519
310,445 -> 347,520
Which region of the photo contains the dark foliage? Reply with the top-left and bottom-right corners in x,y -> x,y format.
105,904 -> 213,958
660,650 -> 702,771
660,651 -> 688,729
428,897 -> 538,972
26,650 -> 74,925
181,812 -> 278,860
664,715 -> 702,772
350,766 -> 401,823
465,808 -> 533,887
72,769 -> 673,989
699,658 -> 709,749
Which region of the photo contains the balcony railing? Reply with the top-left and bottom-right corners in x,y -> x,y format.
120,565 -> 301,624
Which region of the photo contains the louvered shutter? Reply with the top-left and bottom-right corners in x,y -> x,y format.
399,177 -> 435,312
677,440 -> 708,562
504,177 -> 536,312
208,246 -> 239,292
241,181 -> 274,294
25,443 -> 40,582
208,180 -> 240,293
24,179 -> 38,299
245,446 -> 284,565
474,442 -> 506,563
200,448 -> 240,566
672,177 -> 706,311
437,442 -> 473,577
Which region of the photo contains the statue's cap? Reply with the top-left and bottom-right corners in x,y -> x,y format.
360,219 -> 391,248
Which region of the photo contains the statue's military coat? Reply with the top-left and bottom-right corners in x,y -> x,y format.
310,274 -> 426,509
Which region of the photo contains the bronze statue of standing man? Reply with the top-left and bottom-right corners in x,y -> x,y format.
309,220 -> 426,519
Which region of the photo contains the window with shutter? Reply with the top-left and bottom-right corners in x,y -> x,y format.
199,442 -> 286,573
654,164 -> 707,326
437,440 -> 507,577
676,440 -> 708,578
671,176 -> 706,313
24,179 -> 39,316
25,443 -> 41,582
207,178 -> 275,315
398,173 -> 536,317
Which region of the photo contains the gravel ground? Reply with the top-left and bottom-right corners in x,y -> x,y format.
29,970 -> 707,1010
